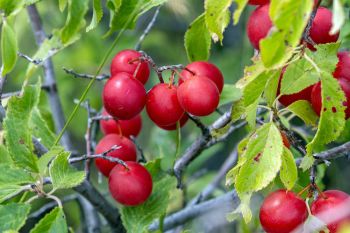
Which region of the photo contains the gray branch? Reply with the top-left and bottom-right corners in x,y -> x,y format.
27,5 -> 72,150
149,190 -> 240,232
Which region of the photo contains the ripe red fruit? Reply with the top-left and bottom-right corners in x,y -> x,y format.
103,72 -> 146,120
248,0 -> 269,5
333,51 -> 350,81
277,68 -> 313,106
281,132 -> 291,149
95,134 -> 137,177
311,79 -> 350,119
109,161 -> 153,206
311,190 -> 350,233
308,7 -> 339,49
110,49 -> 150,84
177,76 -> 220,116
157,114 -> 189,131
100,109 -> 142,138
247,4 -> 273,50
146,83 -> 185,127
260,190 -> 308,233
179,61 -> 224,93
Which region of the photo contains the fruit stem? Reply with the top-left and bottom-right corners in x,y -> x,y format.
314,183 -> 328,199
184,67 -> 195,75
298,184 -> 311,197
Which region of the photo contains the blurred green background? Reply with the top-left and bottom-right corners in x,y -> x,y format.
3,0 -> 350,232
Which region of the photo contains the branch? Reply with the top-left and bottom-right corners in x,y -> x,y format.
302,0 -> 322,45
189,149 -> 238,205
173,110 -> 242,188
135,6 -> 161,51
148,190 -> 240,232
27,5 -> 72,150
63,67 -> 109,81
314,141 -> 350,161
77,195 -> 102,233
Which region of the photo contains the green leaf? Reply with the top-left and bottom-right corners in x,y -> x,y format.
86,0 -> 103,32
204,0 -> 232,43
1,20 -> 18,76
59,0 -> 68,11
243,71 -> 270,107
107,0 -> 167,34
245,99 -> 259,130
227,193 -> 252,223
60,0 -> 88,44
184,14 -> 212,62
299,155 -> 315,171
30,108 -> 56,149
30,207 -> 67,233
330,0 -> 345,35
0,164 -> 35,185
121,160 -> 176,233
230,98 -> 245,122
286,100 -> 319,126
235,123 -> 283,194
38,146 -> 65,176
0,203 -> 31,231
232,0 -> 248,24
3,83 -> 40,172
260,0 -> 313,68
264,70 -> 280,107
280,147 -> 298,190
220,84 -> 242,106
306,72 -> 346,159
0,145 -> 12,164
49,151 -> 85,190
307,43 -> 340,73
0,184 -> 25,203
280,58 -> 319,95
0,0 -> 23,16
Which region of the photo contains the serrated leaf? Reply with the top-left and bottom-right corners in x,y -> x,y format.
299,155 -> 315,171
204,0 -> 232,43
121,160 -> 176,233
3,83 -> 40,172
30,207 -> 67,233
220,84 -> 242,106
243,71 -> 270,107
1,21 -> 18,76
231,98 -> 245,122
264,70 -> 280,107
0,184 -> 25,203
0,0 -> 23,16
307,43 -> 340,73
287,100 -> 319,126
280,58 -> 319,95
245,99 -> 258,130
60,0 -> 88,44
261,0 -> 313,68
236,60 -> 265,89
0,164 -> 35,185
232,0 -> 248,24
185,14 -> 211,62
0,203 -> 31,231
86,0 -> 103,32
30,108 -> 56,148
227,192 -> 252,223
280,147 -> 298,190
0,145 -> 12,164
330,0 -> 345,35
307,72 -> 346,154
235,123 -> 283,193
49,151 -> 85,190
38,146 -> 65,176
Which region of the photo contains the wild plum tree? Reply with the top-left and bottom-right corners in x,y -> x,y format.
0,0 -> 350,233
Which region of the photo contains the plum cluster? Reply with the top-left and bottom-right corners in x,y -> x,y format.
95,49 -> 224,206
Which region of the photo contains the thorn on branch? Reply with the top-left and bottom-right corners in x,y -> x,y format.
63,67 -> 110,81
18,52 -> 43,65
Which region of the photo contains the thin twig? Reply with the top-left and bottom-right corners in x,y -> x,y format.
135,6 -> 161,50
148,190 -> 240,232
302,0 -> 322,45
187,114 -> 209,135
63,67 -> 109,81
130,135 -> 147,163
18,51 -> 42,65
